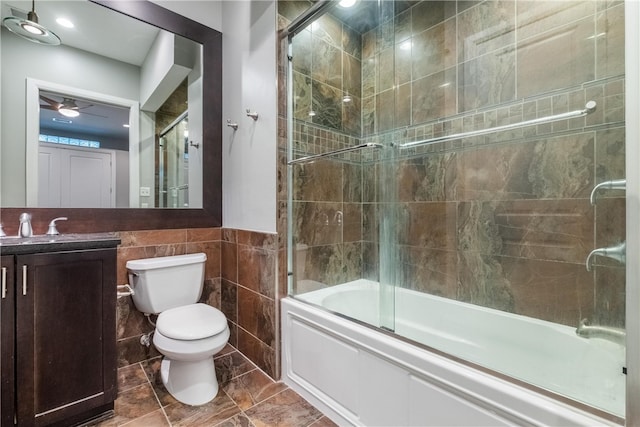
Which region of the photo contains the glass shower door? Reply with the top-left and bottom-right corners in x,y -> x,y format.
284,0 -> 629,420
158,114 -> 189,208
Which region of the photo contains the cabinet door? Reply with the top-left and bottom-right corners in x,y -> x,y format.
1,256 -> 15,427
15,249 -> 116,427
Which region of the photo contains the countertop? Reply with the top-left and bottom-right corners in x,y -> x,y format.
0,233 -> 121,255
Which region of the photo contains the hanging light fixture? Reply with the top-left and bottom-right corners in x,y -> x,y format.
3,0 -> 61,45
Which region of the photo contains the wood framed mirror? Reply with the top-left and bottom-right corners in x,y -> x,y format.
1,0 -> 222,233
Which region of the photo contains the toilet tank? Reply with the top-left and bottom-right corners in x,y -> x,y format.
126,253 -> 207,314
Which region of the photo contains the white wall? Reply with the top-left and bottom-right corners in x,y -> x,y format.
221,0 -> 278,233
155,0 -> 278,232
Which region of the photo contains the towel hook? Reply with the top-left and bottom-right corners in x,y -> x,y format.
246,109 -> 259,121
226,119 -> 238,131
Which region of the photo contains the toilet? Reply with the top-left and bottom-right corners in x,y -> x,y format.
126,253 -> 229,406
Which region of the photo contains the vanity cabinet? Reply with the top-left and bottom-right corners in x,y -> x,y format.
1,239 -> 118,427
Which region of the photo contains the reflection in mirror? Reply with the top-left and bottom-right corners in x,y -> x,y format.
2,0 -> 203,209
38,89 -> 131,208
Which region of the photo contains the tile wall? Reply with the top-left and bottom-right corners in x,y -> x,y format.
115,227 -> 280,380
281,0 -> 626,328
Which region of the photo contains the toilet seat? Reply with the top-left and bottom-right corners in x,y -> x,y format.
157,303 -> 227,340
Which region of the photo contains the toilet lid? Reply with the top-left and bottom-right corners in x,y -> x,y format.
156,303 -> 227,340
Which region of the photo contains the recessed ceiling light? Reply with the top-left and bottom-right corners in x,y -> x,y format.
56,17 -> 74,28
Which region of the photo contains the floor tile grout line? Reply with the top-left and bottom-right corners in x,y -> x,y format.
222,372 -> 291,413
115,362 -> 149,395
138,359 -> 173,426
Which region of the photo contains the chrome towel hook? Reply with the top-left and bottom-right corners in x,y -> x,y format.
246,109 -> 259,121
226,119 -> 238,131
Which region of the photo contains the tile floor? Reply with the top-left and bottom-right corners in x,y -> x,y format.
92,345 -> 337,427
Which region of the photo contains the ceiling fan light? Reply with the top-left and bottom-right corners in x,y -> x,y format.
59,108 -> 79,118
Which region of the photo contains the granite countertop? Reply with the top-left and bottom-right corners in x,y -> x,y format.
0,232 -> 121,255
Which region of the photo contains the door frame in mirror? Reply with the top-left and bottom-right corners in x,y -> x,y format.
2,0 -> 222,233
26,78 -> 141,208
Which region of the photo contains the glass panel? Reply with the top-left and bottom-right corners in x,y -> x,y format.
158,116 -> 189,208
287,0 -> 625,419
287,2 -> 393,330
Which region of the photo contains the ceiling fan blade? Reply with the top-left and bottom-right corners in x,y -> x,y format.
39,95 -> 61,108
80,111 -> 108,118
39,104 -> 57,111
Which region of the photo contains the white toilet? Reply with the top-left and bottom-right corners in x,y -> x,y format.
126,253 -> 230,406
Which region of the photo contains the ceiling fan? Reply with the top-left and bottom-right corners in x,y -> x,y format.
39,94 -> 104,118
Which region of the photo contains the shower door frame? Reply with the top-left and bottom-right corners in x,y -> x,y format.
625,1 -> 640,425
284,1 -> 640,423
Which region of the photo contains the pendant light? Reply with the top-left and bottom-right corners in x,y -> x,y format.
3,0 -> 61,45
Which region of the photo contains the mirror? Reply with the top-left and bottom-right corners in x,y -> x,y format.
2,0 -> 206,209
0,0 -> 222,231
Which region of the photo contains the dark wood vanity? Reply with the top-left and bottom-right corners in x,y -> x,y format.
1,234 -> 119,427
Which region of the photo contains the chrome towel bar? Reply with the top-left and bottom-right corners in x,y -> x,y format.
288,142 -> 383,165
399,101 -> 597,149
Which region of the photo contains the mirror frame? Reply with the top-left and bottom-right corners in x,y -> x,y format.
1,0 -> 222,234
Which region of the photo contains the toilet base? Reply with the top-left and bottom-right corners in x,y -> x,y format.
160,357 -> 219,406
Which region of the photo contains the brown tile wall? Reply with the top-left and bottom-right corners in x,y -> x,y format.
278,0 -> 626,331
290,8 -> 362,135
115,227 -> 280,380
221,229 -> 279,379
116,228 -> 221,367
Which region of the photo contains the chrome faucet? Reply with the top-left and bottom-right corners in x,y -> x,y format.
585,241 -> 625,271
46,217 -> 68,235
590,179 -> 626,205
18,213 -> 33,237
576,319 -> 625,345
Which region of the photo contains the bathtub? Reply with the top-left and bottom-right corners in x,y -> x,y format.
281,279 -> 624,426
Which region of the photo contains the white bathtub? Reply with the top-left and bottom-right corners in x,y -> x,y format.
282,279 -> 625,426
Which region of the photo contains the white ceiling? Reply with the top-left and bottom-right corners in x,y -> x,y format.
1,0 -> 160,65
2,0 -> 160,142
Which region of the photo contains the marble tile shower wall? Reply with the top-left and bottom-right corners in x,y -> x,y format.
291,7 -> 362,135
358,0 -> 626,328
283,1 -> 626,329
115,228 -> 280,381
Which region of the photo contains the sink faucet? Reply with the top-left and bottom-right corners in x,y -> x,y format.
576,319 -> 625,345
46,217 -> 68,235
18,213 -> 33,237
